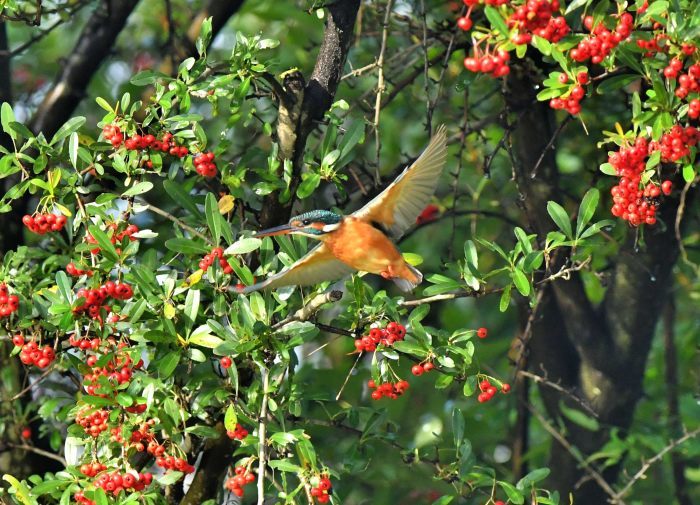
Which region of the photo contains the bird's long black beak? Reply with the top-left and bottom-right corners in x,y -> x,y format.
255,224 -> 295,237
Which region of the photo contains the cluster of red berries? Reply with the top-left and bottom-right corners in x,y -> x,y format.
549,73 -> 588,115
109,419 -> 161,455
664,59 -> 700,101
199,247 -> 232,273
66,262 -> 93,277
22,213 -> 67,234
635,33 -> 667,57
689,99 -> 700,120
570,13 -> 634,64
0,283 -> 19,318
354,321 -> 407,352
608,137 -> 659,226
477,378 -> 510,403
227,423 -> 249,440
156,455 -> 195,474
463,49 -> 510,78
74,282 -> 133,318
508,0 -> 569,45
193,152 -> 217,178
79,461 -> 107,477
92,470 -> 153,496
76,408 -> 110,437
368,378 -> 409,400
125,132 -> 189,158
650,126 -> 699,162
225,466 -> 255,497
411,361 -> 435,376
14,337 -> 55,368
86,223 -> 138,255
310,475 -> 333,503
416,204 -> 440,225
83,347 -> 143,396
102,124 -> 124,148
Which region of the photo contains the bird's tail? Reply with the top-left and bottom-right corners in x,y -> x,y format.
392,264 -> 423,292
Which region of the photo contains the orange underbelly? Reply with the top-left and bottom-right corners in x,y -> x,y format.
325,218 -> 403,274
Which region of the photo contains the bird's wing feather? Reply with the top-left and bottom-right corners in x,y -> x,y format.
353,125 -> 447,239
238,243 -> 354,294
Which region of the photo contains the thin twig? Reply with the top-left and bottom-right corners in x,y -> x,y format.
272,290 -> 343,329
674,175 -> 698,272
141,203 -> 212,244
372,0 -> 396,184
7,367 -> 54,402
527,405 -> 618,502
517,370 -> 598,418
256,366 -> 270,505
610,426 -> 700,504
5,443 -> 67,466
530,115 -> 571,178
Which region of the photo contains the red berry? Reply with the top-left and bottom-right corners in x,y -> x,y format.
411,364 -> 425,376
220,356 -> 232,369
661,180 -> 672,195
21,427 -> 31,439
457,16 -> 473,31
501,383 -> 511,393
477,327 -> 488,339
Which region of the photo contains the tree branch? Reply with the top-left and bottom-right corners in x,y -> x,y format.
258,0 -> 361,229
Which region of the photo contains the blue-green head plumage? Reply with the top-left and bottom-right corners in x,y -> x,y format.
290,210 -> 343,236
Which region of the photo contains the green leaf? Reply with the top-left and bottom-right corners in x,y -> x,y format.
3,474 -> 34,505
596,74 -> 639,94
560,402 -> 600,431
564,0 -> 591,14
516,468 -> 551,491
88,225 -> 119,262
683,164 -> 695,182
94,488 -> 108,505
165,238 -> 210,255
51,116 -> 86,145
484,5 -> 509,35
499,481 -> 525,504
452,408 -> 465,447
268,459 -> 302,473
116,392 -> 134,407
546,201 -> 572,238
500,284 -> 511,312
122,181 -> 154,197
96,97 -> 113,112
55,271 -> 72,302
226,237 -> 261,255
511,268 -> 531,296
158,351 -> 180,378
576,188 -> 599,238
429,497 -> 454,505
224,404 -> 238,432
189,328 -> 224,348
599,162 -> 617,176
163,180 -> 202,218
1,102 -> 16,139
157,471 -> 184,486
184,289 -> 200,335
297,172 -> 321,199
69,132 -> 79,168
205,193 -> 221,244
531,35 -> 551,55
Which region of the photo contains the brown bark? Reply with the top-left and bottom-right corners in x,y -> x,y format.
258,0 -> 361,229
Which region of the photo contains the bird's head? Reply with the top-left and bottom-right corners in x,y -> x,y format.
255,210 -> 343,239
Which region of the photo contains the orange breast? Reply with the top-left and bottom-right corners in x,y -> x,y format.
323,218 -> 403,274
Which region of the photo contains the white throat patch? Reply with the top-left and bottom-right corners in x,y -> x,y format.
321,222 -> 341,233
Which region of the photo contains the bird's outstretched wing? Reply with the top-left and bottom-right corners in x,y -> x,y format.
237,243 -> 354,294
353,125 -> 448,239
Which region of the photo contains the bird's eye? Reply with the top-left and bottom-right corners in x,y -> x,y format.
302,219 -> 311,226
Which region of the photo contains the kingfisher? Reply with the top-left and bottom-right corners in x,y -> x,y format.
237,125 -> 447,294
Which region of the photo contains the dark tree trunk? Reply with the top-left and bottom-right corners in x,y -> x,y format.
506,64 -> 684,503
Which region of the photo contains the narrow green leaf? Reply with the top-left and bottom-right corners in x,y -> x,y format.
88,225 -> 119,262
224,404 -> 238,432
205,192 -> 221,244
516,468 -> 551,491
499,481 -> 525,504
165,238 -> 210,255
546,201 -> 572,238
484,5 -> 509,35
500,284 -> 511,312
511,268 -> 531,296
51,117 -> 86,145
69,132 -> 79,168
184,289 -> 200,335
576,188 -> 599,238
163,180 -> 202,218
122,181 -> 153,197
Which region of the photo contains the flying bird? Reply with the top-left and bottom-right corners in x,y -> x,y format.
237,125 -> 448,294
